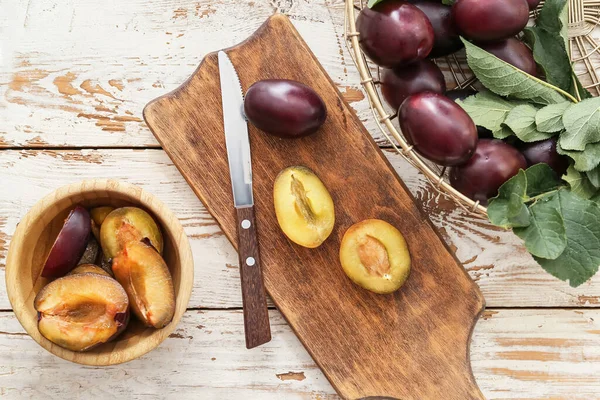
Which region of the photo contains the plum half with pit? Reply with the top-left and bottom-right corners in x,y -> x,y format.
399,92 -> 478,166
112,240 -> 175,328
273,166 -> 335,248
339,219 -> 411,294
521,138 -> 569,176
477,38 -> 537,76
356,0 -> 434,67
452,0 -> 529,42
450,139 -> 527,204
243,80 -> 327,139
380,60 -> 446,111
90,206 -> 115,241
42,206 -> 91,279
100,207 -> 163,260
408,0 -> 463,58
34,273 -> 129,351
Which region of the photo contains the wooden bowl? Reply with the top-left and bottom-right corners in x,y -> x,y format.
5,179 -> 194,365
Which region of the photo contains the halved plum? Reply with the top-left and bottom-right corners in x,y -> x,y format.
100,207 -> 163,260
339,219 -> 411,294
273,166 -> 335,248
112,240 -> 175,328
34,273 -> 129,351
42,206 -> 91,279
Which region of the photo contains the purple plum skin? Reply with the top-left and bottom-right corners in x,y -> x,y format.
408,0 -> 463,58
521,138 -> 569,177
356,0 -> 434,67
243,79 -> 327,139
399,92 -> 478,166
452,0 -> 529,42
42,206 -> 92,279
450,139 -> 527,205
381,60 -> 446,111
477,38 -> 537,76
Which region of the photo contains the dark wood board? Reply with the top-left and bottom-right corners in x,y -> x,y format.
144,14 -> 485,400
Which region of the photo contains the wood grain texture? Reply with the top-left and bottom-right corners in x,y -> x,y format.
2,309 -> 600,399
3,149 -> 600,310
144,15 -> 484,400
4,180 -> 194,365
235,206 -> 271,348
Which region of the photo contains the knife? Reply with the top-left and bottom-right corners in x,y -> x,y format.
218,51 -> 271,349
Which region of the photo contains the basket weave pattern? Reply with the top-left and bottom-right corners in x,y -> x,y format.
344,0 -> 599,218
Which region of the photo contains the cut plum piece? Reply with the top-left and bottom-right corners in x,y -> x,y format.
90,206 -> 115,241
34,273 -> 129,351
68,264 -> 112,277
112,240 -> 175,328
339,219 -> 411,294
273,166 -> 335,248
42,206 -> 92,279
100,207 -> 163,259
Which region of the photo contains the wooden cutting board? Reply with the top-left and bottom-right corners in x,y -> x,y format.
144,14 -> 485,400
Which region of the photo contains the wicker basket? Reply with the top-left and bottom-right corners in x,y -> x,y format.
344,0 -> 600,218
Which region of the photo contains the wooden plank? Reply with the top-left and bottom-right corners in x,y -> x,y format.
1,149 -> 600,310
0,0 -> 383,148
1,309 -> 600,399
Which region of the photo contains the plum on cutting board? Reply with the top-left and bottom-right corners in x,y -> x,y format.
34,273 -> 129,351
339,219 -> 411,294
42,206 -> 91,279
450,139 -> 527,204
273,166 -> 335,249
100,207 -> 163,260
452,0 -> 529,42
356,0 -> 434,67
399,92 -> 478,166
112,240 -> 175,328
408,0 -> 463,58
243,79 -> 327,139
380,59 -> 446,111
477,38 -> 537,76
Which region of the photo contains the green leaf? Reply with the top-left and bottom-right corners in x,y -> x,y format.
537,0 -> 567,37
535,102 -> 570,133
456,91 -> 520,133
367,0 -> 385,7
441,0 -> 455,4
563,164 -> 599,199
525,163 -> 561,196
560,97 -> 600,150
504,104 -> 555,142
534,190 -> 600,287
462,39 -> 568,105
587,166 -> 600,188
514,194 -> 566,259
488,169 -> 530,228
523,27 -> 573,95
493,125 -> 515,139
557,141 -> 600,172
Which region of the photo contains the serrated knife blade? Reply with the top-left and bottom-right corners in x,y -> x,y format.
218,51 -> 253,208
218,50 -> 271,349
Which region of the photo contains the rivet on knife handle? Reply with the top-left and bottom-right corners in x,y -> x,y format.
236,205 -> 271,349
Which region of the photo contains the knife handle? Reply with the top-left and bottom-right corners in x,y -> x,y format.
235,205 -> 271,349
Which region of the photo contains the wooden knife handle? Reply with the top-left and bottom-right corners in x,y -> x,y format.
235,205 -> 271,349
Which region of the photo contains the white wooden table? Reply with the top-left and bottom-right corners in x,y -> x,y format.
2,1 -> 600,398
